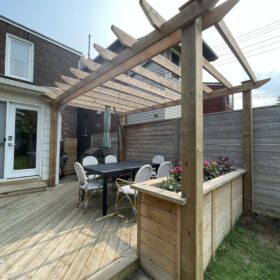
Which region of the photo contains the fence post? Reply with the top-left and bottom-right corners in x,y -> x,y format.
243,89 -> 254,215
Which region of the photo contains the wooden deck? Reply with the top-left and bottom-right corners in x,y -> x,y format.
0,181 -> 137,280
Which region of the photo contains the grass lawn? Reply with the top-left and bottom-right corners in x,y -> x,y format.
205,217 -> 280,280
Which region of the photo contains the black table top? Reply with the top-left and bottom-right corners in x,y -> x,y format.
84,161 -> 158,176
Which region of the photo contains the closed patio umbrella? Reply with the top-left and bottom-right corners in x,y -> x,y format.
102,106 -> 111,148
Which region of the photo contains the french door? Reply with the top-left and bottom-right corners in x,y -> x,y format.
6,103 -> 42,178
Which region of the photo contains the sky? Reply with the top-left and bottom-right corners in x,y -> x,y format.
1,0 -> 280,109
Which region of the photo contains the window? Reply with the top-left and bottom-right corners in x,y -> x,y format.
170,49 -> 180,80
5,34 -> 34,82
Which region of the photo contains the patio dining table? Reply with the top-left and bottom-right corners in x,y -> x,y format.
84,161 -> 159,216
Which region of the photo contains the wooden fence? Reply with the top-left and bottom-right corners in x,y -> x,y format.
125,105 -> 280,219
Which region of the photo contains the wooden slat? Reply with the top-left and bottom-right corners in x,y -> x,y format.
140,216 -> 176,246
140,242 -> 176,278
140,229 -> 176,261
180,18 -> 203,279
140,0 -> 165,30
203,57 -> 232,88
140,203 -> 176,230
63,137 -> 77,175
124,78 -> 270,116
215,19 -> 257,82
204,78 -> 270,100
141,193 -> 177,215
93,45 -> 180,101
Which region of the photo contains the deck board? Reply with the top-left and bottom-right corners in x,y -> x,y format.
0,181 -> 136,280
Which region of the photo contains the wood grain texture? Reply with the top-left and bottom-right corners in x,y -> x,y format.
0,182 -> 136,280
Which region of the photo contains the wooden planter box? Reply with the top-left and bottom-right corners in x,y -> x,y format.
132,168 -> 246,280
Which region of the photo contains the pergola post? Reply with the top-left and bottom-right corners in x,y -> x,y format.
242,90 -> 254,215
49,104 -> 59,187
180,18 -> 203,279
119,116 -> 126,161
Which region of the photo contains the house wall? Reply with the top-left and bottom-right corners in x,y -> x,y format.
77,108 -> 118,161
0,19 -> 80,87
125,105 -> 280,219
0,87 -> 51,181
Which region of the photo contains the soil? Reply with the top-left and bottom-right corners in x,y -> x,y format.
239,215 -> 280,250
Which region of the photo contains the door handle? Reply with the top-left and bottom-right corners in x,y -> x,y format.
8,143 -> 16,147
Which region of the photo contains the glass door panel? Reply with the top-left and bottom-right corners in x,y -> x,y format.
14,109 -> 38,170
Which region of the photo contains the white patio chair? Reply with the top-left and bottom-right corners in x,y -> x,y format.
151,154 -> 165,178
156,161 -> 172,178
74,162 -> 103,209
105,155 -> 118,163
82,156 -> 100,180
115,164 -> 152,215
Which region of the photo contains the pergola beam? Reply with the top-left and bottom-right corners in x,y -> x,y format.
70,68 -> 159,107
215,19 -> 257,82
54,82 -> 129,112
93,44 -> 181,99
82,54 -> 180,101
124,78 -> 270,115
140,0 -> 165,30
203,57 -> 232,88
51,0 -> 219,106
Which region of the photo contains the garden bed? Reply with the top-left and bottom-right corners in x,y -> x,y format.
132,168 -> 246,280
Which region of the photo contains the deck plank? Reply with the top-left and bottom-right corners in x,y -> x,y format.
0,181 -> 136,280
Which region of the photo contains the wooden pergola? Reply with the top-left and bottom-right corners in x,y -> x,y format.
46,0 -> 269,278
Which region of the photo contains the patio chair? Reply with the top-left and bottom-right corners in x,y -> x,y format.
115,164 -> 152,215
151,154 -> 165,177
105,155 -> 117,163
74,162 -> 103,209
156,161 -> 172,178
82,156 -> 100,181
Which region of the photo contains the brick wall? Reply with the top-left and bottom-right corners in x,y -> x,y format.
61,106 -> 77,139
0,20 -> 80,87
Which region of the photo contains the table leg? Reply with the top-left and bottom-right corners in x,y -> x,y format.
103,176 -> 108,216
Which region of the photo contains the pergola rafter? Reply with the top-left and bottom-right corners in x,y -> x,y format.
47,1 -> 271,278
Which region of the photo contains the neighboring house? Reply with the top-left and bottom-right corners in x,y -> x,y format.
0,15 -> 81,183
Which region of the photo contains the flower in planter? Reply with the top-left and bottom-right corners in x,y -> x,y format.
171,165 -> 182,181
159,156 -> 234,192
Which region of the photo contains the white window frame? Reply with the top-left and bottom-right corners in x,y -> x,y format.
5,33 -> 34,82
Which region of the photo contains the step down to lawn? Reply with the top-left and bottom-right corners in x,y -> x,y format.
0,181 -> 47,198
86,248 -> 138,280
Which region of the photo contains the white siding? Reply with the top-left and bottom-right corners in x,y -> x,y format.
165,105 -> 181,119
0,85 -> 51,181
41,105 -> 50,180
127,109 -> 165,125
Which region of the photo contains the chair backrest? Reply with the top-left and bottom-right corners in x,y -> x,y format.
105,155 -> 117,163
82,156 -> 98,167
135,164 -> 152,183
152,155 -> 165,164
157,161 -> 172,178
74,162 -> 87,185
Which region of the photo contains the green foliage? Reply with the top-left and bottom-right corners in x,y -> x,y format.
205,225 -> 280,280
160,176 -> 181,193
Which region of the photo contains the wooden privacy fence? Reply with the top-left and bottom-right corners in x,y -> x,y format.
125,105 -> 280,219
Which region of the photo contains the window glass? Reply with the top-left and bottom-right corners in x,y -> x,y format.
6,35 -> 33,81
170,50 -> 180,79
